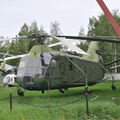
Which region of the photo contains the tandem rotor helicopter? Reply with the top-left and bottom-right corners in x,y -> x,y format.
0,0 -> 120,96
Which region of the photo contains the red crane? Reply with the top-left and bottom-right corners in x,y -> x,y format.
96,0 -> 120,37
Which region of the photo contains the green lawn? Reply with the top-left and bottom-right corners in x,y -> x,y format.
0,81 -> 120,120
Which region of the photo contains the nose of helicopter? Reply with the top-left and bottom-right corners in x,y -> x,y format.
18,75 -> 48,90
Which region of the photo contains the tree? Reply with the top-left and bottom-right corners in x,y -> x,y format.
12,23 -> 30,53
87,10 -> 120,62
4,23 -> 30,66
29,20 -> 39,34
39,25 -> 46,33
50,21 -> 62,35
15,21 -> 44,53
87,10 -> 120,72
0,21 -> 46,66
78,27 -> 85,36
77,27 -> 88,52
49,21 -> 62,50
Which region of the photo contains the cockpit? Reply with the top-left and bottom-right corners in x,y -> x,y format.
17,52 -> 53,78
40,52 -> 52,66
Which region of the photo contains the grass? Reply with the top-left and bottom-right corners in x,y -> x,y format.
0,81 -> 120,120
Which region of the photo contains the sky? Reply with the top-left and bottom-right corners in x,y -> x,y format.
0,0 -> 120,37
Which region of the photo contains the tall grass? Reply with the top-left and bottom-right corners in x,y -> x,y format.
0,81 -> 120,119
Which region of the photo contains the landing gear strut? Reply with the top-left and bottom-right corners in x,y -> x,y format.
17,87 -> 24,96
84,85 -> 89,116
41,90 -> 44,94
59,89 -> 65,93
112,84 -> 116,90
112,76 -> 116,90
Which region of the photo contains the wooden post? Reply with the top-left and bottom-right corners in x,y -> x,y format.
10,93 -> 12,111
85,86 -> 89,116
85,76 -> 89,116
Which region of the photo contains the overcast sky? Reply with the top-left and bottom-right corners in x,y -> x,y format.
0,0 -> 120,37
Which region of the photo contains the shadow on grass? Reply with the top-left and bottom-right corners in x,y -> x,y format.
12,87 -> 86,107
13,85 -> 120,101
7,81 -> 120,108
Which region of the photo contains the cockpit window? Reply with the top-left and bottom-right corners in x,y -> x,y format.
17,52 -> 53,78
41,52 -> 52,66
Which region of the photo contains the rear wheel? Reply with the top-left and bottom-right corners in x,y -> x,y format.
17,87 -> 24,96
112,84 -> 116,90
59,89 -> 65,93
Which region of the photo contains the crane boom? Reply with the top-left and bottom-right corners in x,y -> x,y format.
96,0 -> 120,37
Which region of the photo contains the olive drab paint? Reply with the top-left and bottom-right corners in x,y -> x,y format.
17,41 -> 106,91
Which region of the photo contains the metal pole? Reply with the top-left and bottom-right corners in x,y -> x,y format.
85,86 -> 89,116
48,80 -> 51,108
112,76 -> 116,90
66,57 -> 89,116
10,93 -> 12,111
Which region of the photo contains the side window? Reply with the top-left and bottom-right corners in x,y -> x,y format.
40,54 -> 46,66
40,52 -> 52,66
69,63 -> 73,71
69,58 -> 73,71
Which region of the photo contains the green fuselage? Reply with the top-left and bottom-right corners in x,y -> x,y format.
17,42 -> 106,91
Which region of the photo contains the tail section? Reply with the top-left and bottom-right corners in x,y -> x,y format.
0,61 -> 6,71
82,42 -> 101,63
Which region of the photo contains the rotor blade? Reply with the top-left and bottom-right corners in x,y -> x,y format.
0,36 -> 28,42
2,34 -> 120,44
56,35 -> 120,44
0,69 -> 6,73
104,59 -> 120,66
12,36 -> 28,40
0,50 -> 22,54
48,42 -> 62,47
97,51 -> 120,58
0,54 -> 28,62
0,38 -> 11,42
51,36 -> 89,55
0,53 -> 14,57
3,51 -> 9,59
111,65 -> 120,69
95,36 -> 120,39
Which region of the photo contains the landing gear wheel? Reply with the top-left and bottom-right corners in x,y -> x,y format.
41,90 -> 44,94
112,84 -> 116,90
111,76 -> 116,90
86,89 -> 92,95
17,87 -> 24,96
59,89 -> 64,93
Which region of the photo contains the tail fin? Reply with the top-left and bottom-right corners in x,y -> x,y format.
0,61 -> 6,71
82,42 -> 100,62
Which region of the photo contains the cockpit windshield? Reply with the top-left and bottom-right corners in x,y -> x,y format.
40,52 -> 52,66
17,52 -> 53,77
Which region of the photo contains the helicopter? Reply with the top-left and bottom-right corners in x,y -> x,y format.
0,34 -> 120,97
1,0 -> 120,96
0,34 -> 113,95
0,51 -> 28,87
7,33 -> 120,96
